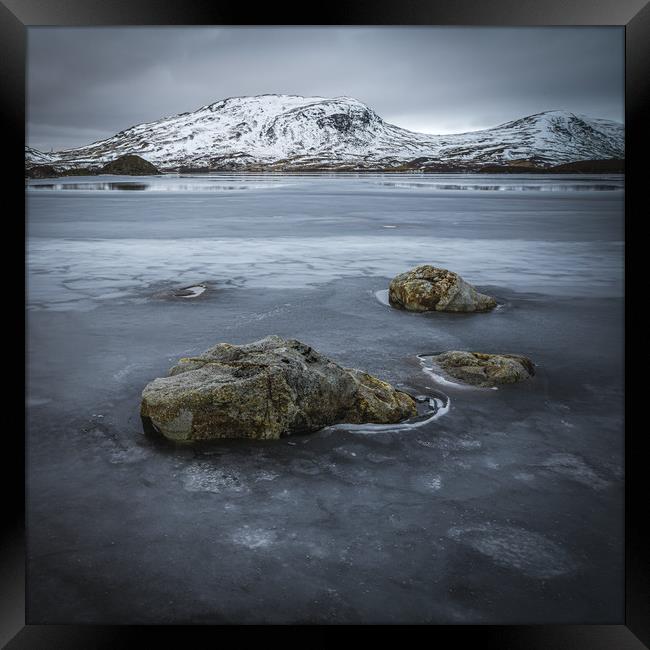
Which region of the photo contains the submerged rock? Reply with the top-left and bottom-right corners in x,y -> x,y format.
388,265 -> 497,312
140,335 -> 417,441
430,351 -> 535,387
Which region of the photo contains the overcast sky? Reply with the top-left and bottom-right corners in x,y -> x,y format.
27,26 -> 624,151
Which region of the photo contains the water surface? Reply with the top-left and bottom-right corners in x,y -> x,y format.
26,173 -> 624,624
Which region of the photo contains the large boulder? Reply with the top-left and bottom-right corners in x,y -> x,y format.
100,154 -> 161,175
430,351 -> 535,387
389,265 -> 497,312
140,335 -> 417,441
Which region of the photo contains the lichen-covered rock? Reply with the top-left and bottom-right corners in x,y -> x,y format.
140,335 -> 417,441
431,351 -> 535,387
388,265 -> 497,312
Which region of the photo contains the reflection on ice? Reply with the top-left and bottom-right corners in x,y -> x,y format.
378,181 -> 622,192
26,174 -> 293,192
26,172 -> 625,194
30,182 -> 150,191
29,182 -> 271,192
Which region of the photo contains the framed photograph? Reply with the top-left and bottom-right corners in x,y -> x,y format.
3,0 -> 646,645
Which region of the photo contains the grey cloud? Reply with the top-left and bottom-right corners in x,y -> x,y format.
27,26 -> 624,150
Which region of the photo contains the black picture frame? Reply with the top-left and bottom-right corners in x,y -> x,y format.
3,0 -> 646,645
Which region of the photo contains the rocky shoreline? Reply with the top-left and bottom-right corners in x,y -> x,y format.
25,154 -> 625,178
26,153 -> 161,178
25,156 -> 624,178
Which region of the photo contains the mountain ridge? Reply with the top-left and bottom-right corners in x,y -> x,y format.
26,94 -> 624,173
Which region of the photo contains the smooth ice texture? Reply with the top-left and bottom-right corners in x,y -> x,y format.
27,173 -> 624,311
27,173 -> 624,624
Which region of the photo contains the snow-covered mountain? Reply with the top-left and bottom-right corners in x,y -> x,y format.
25,146 -> 56,165
26,94 -> 624,172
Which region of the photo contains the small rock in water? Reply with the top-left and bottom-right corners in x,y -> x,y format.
388,265 -> 497,312
430,350 -> 535,387
173,284 -> 207,298
140,335 -> 417,441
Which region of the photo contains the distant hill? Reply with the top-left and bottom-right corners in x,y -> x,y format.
26,94 -> 624,173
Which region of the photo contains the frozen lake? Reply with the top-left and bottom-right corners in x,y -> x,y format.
26,173 -> 624,623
